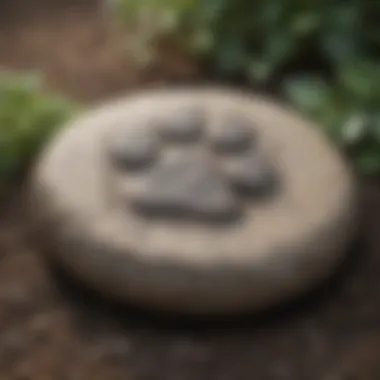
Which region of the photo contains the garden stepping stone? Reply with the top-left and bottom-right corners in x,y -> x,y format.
30,87 -> 358,315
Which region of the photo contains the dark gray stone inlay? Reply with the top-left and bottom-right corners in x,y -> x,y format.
210,115 -> 256,153
224,153 -> 277,195
131,152 -> 239,221
110,127 -> 158,170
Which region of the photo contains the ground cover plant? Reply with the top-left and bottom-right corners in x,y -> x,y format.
0,71 -> 79,183
110,0 -> 380,175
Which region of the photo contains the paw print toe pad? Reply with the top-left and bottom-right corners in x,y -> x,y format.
110,127 -> 158,170
224,153 -> 277,195
211,115 -> 256,153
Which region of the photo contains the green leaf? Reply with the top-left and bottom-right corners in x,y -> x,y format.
369,112 -> 380,142
354,150 -> 380,175
259,2 -> 284,30
340,113 -> 369,146
339,60 -> 380,103
283,76 -> 332,115
320,4 -> 361,64
0,71 -> 79,183
264,29 -> 298,69
247,58 -> 274,83
215,36 -> 247,74
189,28 -> 215,54
291,12 -> 320,36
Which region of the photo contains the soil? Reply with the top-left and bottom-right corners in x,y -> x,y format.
1,1 -> 380,379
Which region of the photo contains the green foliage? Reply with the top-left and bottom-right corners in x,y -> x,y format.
111,0 -> 380,175
284,60 -> 380,175
0,71 -> 79,183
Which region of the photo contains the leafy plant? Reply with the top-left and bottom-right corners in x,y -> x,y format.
110,0 -> 380,175
0,71 -> 79,183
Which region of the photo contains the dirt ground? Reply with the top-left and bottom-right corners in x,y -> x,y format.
1,1 -> 380,379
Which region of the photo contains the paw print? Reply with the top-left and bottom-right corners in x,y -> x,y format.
108,105 -> 279,223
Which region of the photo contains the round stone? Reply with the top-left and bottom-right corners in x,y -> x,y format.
29,88 -> 358,315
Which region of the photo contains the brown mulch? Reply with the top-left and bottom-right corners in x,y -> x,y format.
1,1 -> 380,379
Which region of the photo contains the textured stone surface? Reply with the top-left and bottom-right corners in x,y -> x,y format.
130,151 -> 238,222
157,106 -> 204,143
30,87 -> 357,315
107,100 -> 277,223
